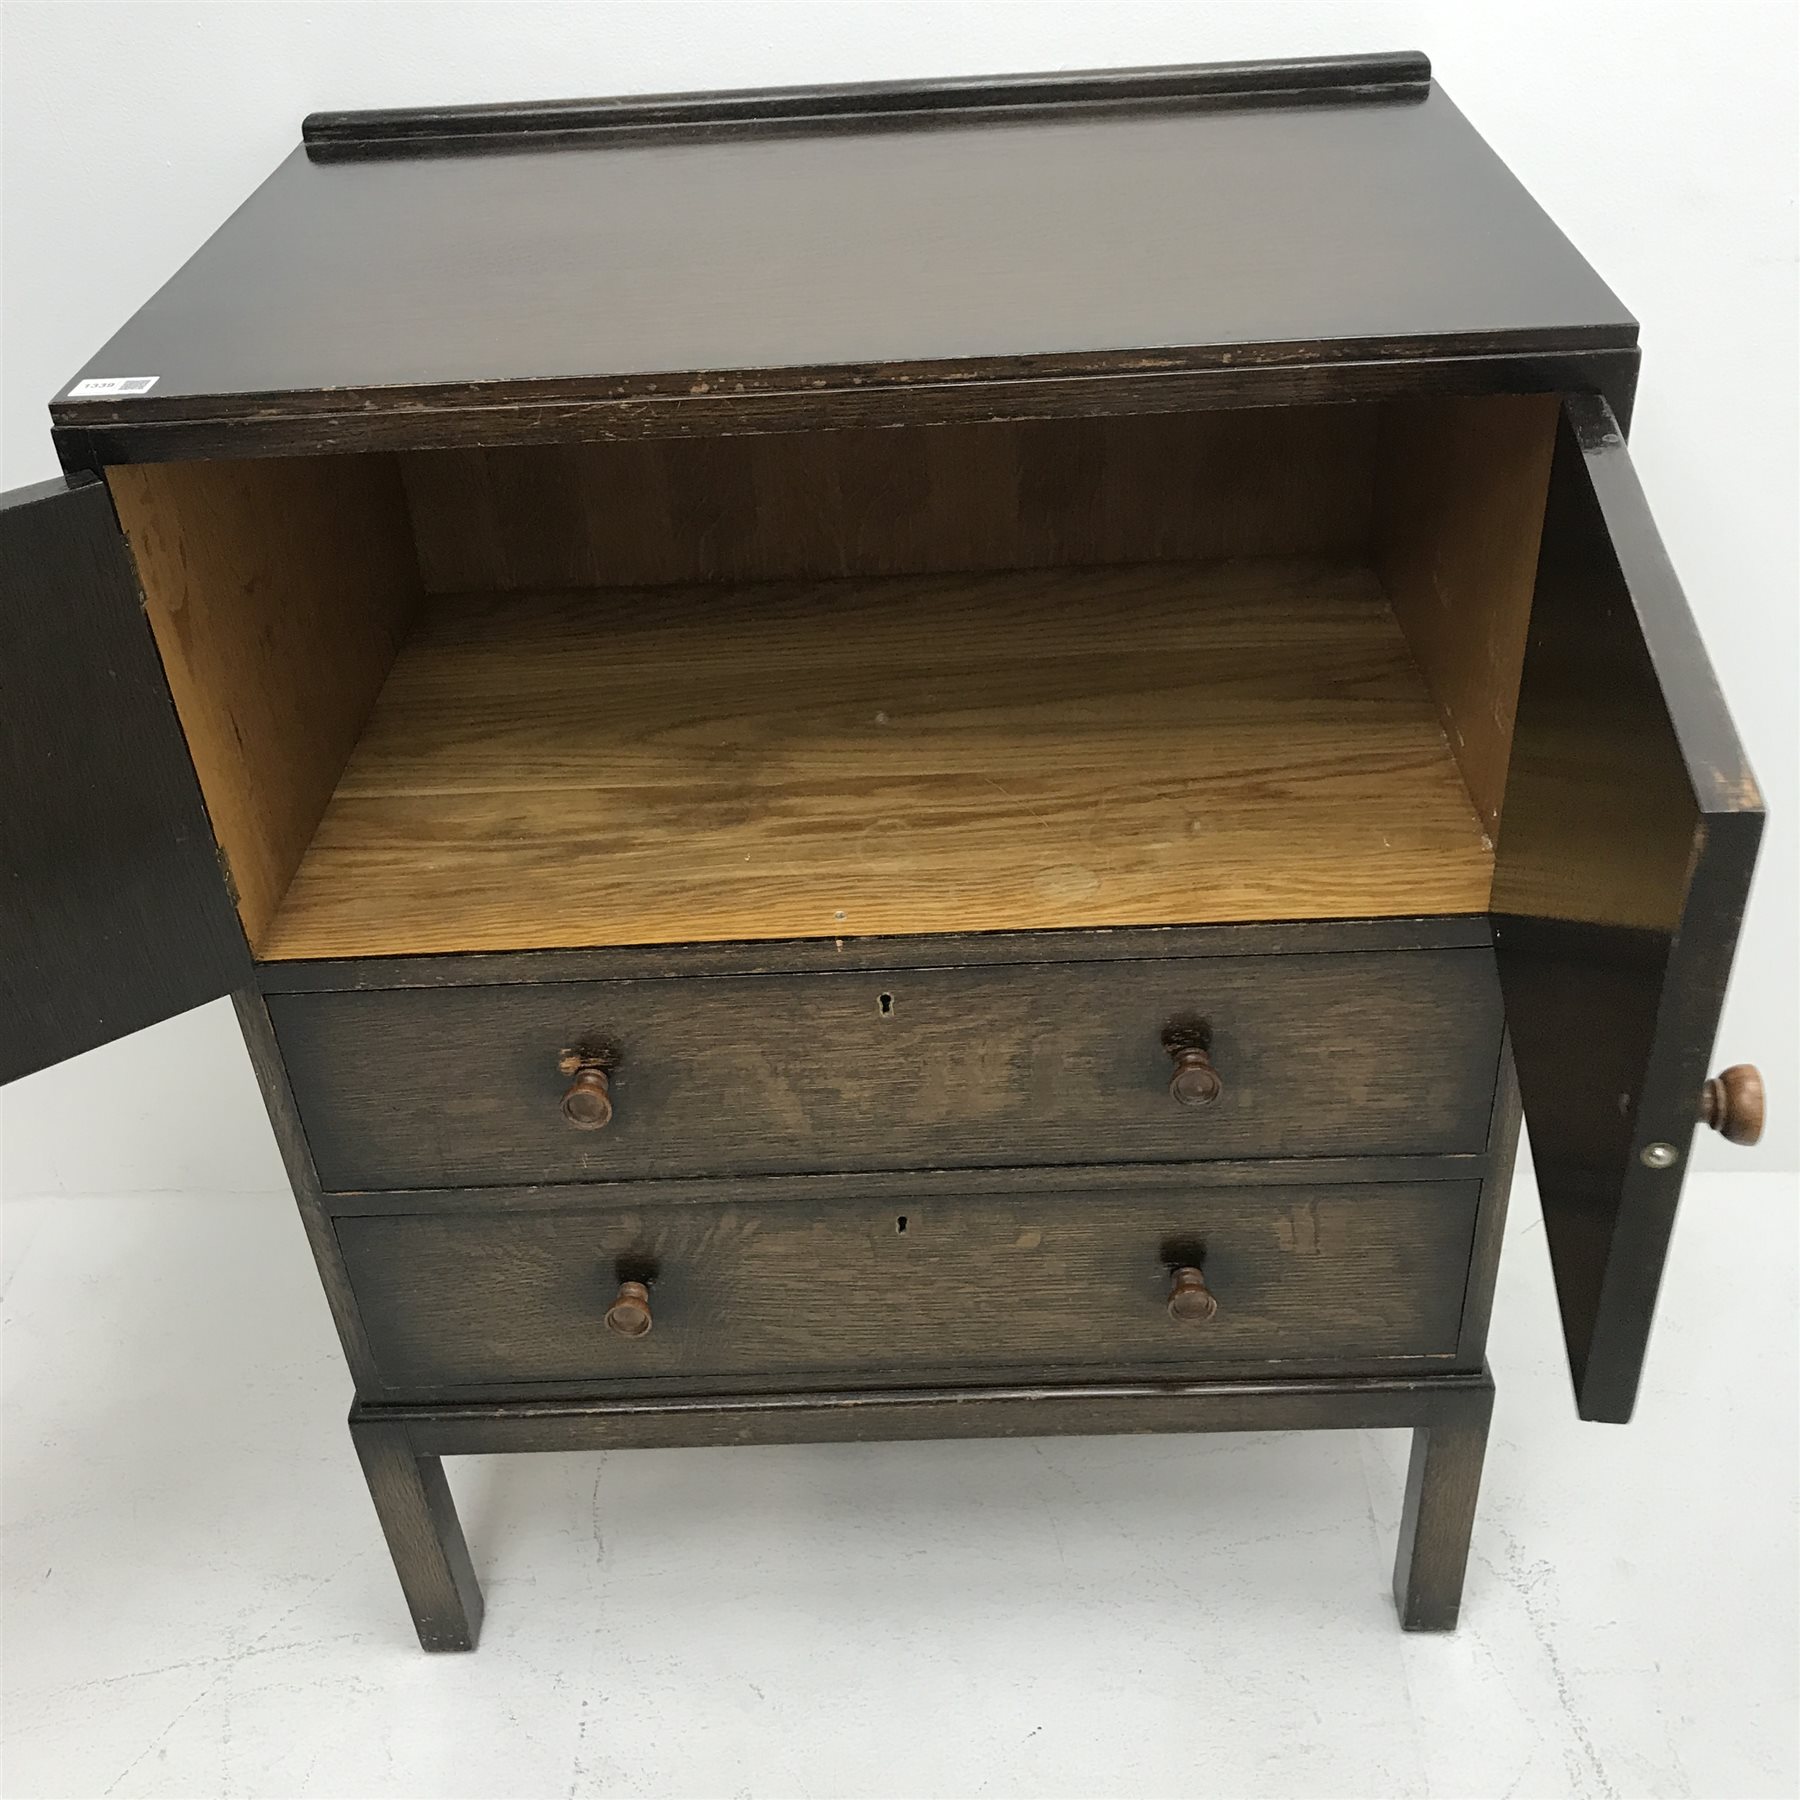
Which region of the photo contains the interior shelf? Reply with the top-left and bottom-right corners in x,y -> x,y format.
257,556 -> 1494,960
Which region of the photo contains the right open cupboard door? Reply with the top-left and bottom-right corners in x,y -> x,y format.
1494,393 -> 1763,1424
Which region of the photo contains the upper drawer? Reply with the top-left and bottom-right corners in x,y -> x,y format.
271,948 -> 1502,1191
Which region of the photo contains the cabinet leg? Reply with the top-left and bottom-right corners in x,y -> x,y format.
350,1414 -> 483,1651
1391,1383 -> 1493,1631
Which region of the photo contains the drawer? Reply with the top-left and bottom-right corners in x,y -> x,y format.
336,1181 -> 1482,1394
273,949 -> 1503,1191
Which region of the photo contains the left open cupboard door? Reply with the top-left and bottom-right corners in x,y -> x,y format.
1,474 -> 248,1083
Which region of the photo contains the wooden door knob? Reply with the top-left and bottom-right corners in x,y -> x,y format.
1168,1046 -> 1223,1107
604,1280 -> 653,1339
558,1056 -> 613,1130
1167,1265 -> 1218,1323
1700,1064 -> 1764,1145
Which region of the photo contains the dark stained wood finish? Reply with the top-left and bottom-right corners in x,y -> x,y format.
350,1415 -> 483,1651
13,52 -> 1761,1651
0,476 -> 246,1084
369,1368 -> 1497,1457
317,1154 -> 1495,1219
399,409 -> 1379,592
1494,395 -> 1763,1424
256,914 -> 1494,994
305,54 -> 1434,159
268,948 -> 1504,1190
1452,1038 -> 1522,1369
52,348 -> 1643,468
231,989 -> 383,1389
348,1367 -> 1495,1643
51,68 -> 1633,464
336,1182 -> 1480,1395
1392,1376 -> 1494,1630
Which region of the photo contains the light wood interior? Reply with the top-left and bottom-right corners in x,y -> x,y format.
258,559 -> 1495,958
107,457 -> 422,944
109,398 -> 1559,962
1374,394 -> 1559,837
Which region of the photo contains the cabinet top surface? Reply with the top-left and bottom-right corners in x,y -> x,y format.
54,56 -> 1632,444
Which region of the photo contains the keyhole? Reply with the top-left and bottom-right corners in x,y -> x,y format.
896,1215 -> 908,1234
878,992 -> 894,1016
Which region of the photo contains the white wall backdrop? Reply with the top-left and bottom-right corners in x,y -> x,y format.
3,0 -> 1795,1194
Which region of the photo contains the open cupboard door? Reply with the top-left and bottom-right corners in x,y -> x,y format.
1,475 -> 247,1083
1494,394 -> 1763,1424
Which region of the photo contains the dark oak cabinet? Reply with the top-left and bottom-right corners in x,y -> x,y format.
1,53 -> 1765,1648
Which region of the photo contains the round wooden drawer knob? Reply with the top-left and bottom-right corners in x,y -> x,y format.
1167,1266 -> 1218,1324
1168,1046 -> 1223,1107
604,1280 -> 653,1339
1700,1064 -> 1764,1146
559,1062 -> 613,1130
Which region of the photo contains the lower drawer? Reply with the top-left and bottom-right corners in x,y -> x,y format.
336,1181 -> 1481,1395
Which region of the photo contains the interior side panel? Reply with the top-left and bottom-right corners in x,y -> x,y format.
1374,392 -> 1559,845
106,456 -> 424,949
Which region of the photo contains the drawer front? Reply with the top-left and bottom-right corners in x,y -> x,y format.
273,949 -> 1502,1190
336,1181 -> 1481,1394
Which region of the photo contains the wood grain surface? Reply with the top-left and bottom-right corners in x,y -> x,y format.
1376,393 -> 1559,837
107,456 -> 422,946
1393,1390 -> 1494,1629
335,1181 -> 1482,1395
259,557 -> 1494,959
399,408 -> 1377,591
372,1369 -> 1496,1458
267,946 -> 1504,1190
255,915 -> 1494,993
350,1418 -> 483,1650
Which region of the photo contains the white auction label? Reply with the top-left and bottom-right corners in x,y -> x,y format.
68,376 -> 159,396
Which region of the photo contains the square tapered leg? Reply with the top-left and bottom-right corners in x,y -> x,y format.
1392,1379 -> 1493,1630
351,1412 -> 484,1651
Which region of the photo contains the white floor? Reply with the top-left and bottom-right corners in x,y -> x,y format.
1,1168 -> 1794,1800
